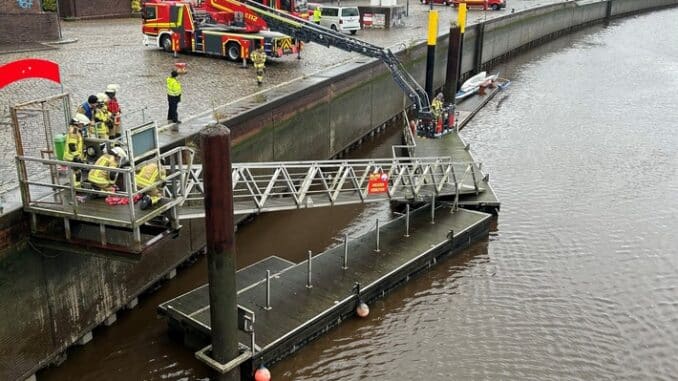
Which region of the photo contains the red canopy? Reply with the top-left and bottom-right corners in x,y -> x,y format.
0,59 -> 61,89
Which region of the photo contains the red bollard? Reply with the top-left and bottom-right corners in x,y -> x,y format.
171,32 -> 180,58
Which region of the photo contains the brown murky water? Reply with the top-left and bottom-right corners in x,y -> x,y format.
38,8 -> 678,381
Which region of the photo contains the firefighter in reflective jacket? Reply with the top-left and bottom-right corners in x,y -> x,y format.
135,161 -> 166,210
88,146 -> 127,193
64,115 -> 89,187
92,93 -> 112,139
64,115 -> 88,163
104,84 -> 122,139
431,92 -> 444,121
251,46 -> 267,85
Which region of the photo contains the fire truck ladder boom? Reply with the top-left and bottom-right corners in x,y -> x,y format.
176,156 -> 485,219
243,0 -> 432,118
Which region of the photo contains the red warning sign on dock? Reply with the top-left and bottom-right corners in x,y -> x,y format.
367,171 -> 389,194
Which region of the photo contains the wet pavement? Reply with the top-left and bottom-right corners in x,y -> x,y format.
0,0 -> 557,194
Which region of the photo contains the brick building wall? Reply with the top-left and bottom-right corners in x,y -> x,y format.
0,0 -> 60,43
0,0 -> 41,13
57,0 -> 132,19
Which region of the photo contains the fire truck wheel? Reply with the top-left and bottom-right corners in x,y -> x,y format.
161,35 -> 172,52
226,42 -> 241,61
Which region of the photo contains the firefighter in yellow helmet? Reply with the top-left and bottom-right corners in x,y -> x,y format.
251,45 -> 267,85
63,114 -> 89,187
88,146 -> 127,193
135,160 -> 166,210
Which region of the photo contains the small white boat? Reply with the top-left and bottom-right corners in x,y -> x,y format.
455,87 -> 479,102
460,71 -> 498,93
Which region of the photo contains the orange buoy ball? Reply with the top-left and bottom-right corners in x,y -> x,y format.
356,301 -> 369,318
254,366 -> 271,381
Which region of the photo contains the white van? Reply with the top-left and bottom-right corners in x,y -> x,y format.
311,4 -> 361,35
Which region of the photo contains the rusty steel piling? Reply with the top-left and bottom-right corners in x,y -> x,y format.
200,124 -> 240,381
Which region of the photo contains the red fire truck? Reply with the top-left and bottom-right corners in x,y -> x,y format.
142,0 -> 306,61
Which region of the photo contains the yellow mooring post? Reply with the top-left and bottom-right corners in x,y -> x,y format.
425,9 -> 439,99
445,3 -> 467,98
456,4 -> 467,91
458,3 -> 467,34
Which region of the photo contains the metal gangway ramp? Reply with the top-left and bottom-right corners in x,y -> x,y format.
177,157 -> 486,220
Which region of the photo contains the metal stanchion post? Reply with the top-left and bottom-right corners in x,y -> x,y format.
342,234 -> 349,270
375,219 -> 380,252
405,204 -> 410,237
306,250 -> 312,288
431,196 -> 436,224
265,270 -> 272,310
250,324 -> 256,356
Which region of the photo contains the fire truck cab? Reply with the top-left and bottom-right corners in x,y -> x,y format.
142,0 -> 300,61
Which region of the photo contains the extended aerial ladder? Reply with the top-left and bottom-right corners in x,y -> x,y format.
205,0 -> 434,121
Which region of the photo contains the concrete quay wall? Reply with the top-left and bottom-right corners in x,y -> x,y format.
464,0 -> 678,74
2,0 -> 676,379
0,220 -> 207,381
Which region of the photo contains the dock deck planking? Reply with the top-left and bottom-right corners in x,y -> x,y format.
414,118 -> 500,210
159,256 -> 295,317
29,190 -> 174,228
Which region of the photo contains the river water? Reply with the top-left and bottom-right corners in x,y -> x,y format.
39,8 -> 678,381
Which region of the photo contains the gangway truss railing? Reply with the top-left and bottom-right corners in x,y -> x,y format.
178,156 -> 485,219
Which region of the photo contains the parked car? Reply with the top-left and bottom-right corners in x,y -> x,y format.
450,0 -> 506,11
420,0 -> 453,5
307,3 -> 361,35
451,0 -> 507,10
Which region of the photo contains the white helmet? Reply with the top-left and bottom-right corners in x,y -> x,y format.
110,146 -> 128,160
105,84 -> 120,93
73,113 -> 90,125
96,92 -> 109,103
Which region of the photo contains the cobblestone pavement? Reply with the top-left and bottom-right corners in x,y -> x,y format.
0,0 -> 558,194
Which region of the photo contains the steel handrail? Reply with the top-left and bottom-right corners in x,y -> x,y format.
16,148 -> 195,229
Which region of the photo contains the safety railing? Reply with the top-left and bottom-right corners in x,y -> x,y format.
391,110 -> 417,158
178,156 -> 484,217
123,105 -> 150,126
15,146 -> 194,244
